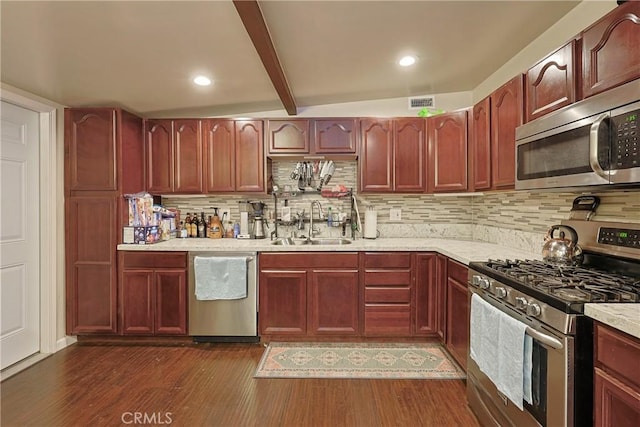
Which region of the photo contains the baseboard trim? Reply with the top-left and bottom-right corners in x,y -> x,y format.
56,335 -> 77,351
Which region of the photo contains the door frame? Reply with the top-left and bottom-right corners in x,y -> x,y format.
1,85 -> 65,362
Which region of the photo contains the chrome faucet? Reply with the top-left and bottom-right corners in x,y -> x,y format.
309,200 -> 324,239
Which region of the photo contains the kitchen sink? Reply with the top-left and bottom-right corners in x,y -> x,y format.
270,238 -> 309,246
270,237 -> 352,245
308,238 -> 352,245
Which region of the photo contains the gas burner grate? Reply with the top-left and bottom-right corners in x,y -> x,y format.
483,259 -> 640,303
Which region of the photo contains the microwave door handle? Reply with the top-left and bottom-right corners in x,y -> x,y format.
589,113 -> 609,180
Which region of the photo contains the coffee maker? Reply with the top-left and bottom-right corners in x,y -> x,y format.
249,201 -> 267,239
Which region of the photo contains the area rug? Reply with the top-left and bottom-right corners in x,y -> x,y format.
254,342 -> 466,379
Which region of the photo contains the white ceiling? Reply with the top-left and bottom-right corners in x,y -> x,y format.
1,0 -> 582,118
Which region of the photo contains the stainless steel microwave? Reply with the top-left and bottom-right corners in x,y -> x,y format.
515,79 -> 639,190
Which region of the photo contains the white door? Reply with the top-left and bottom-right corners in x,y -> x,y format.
1,101 -> 40,369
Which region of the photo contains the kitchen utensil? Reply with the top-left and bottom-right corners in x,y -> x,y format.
542,224 -> 583,264
324,161 -> 336,185
569,195 -> 600,221
290,162 -> 302,180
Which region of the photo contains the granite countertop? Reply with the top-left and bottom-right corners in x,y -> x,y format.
117,237 -> 541,265
584,304 -> 640,340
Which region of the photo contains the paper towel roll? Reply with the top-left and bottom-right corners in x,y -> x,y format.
364,209 -> 377,239
240,212 -> 249,235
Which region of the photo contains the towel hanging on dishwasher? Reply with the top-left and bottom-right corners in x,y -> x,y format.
194,256 -> 248,300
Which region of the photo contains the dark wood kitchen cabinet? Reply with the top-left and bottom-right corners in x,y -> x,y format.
360,118 -> 426,193
203,119 -> 264,193
259,253 -> 359,338
64,108 -> 145,335
525,40 -> 578,122
414,253 -> 438,336
267,119 -> 310,155
119,252 -> 187,335
490,74 -> 524,190
313,119 -> 358,154
435,254 -> 448,341
363,252 -> 413,336
445,259 -> 469,370
267,118 -> 358,156
470,97 -> 492,191
427,110 -> 469,193
145,119 -> 203,194
581,1 -> 640,99
309,269 -> 359,335
65,195 -> 119,334
594,322 -> 640,427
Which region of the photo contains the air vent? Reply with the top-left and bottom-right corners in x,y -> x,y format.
408,95 -> 435,110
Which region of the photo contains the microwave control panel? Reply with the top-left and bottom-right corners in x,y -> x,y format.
611,108 -> 639,170
598,227 -> 640,249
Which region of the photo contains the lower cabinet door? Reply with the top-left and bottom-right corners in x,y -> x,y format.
259,270 -> 307,335
446,276 -> 469,370
595,368 -> 640,427
121,270 -> 154,335
364,304 -> 411,336
309,269 -> 359,335
154,269 -> 187,335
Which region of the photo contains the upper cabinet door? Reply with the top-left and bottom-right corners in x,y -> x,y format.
204,120 -> 235,193
173,119 -> 203,193
65,108 -> 117,192
360,119 -> 393,192
395,118 -> 426,192
526,40 -> 577,122
267,119 -> 310,155
582,1 -> 640,98
313,119 -> 358,154
471,97 -> 492,191
490,74 -> 523,190
145,119 -> 173,194
427,111 -> 467,193
235,120 -> 265,192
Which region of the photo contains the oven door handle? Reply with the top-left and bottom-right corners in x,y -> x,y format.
526,326 -> 563,350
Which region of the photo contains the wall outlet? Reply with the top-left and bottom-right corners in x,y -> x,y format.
219,207 -> 231,222
389,208 -> 402,221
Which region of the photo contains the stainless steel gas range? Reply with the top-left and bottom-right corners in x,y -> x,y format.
466,220 -> 640,427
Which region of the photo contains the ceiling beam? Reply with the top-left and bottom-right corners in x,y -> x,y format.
233,0 -> 297,116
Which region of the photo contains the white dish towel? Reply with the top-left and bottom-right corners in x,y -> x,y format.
470,293 -> 530,410
194,256 -> 248,300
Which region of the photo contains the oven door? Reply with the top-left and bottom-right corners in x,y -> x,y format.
515,112 -> 611,190
466,289 -> 574,427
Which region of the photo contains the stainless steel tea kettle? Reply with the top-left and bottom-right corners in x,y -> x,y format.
542,225 -> 583,264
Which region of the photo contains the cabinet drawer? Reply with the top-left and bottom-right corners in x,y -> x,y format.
120,251 -> 187,269
364,270 -> 411,286
447,259 -> 468,284
260,252 -> 358,269
364,252 -> 411,268
364,304 -> 411,335
596,323 -> 640,389
365,287 -> 411,303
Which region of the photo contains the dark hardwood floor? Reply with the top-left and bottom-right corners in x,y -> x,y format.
1,343 -> 479,426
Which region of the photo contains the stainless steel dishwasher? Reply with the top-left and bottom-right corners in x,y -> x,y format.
188,251 -> 258,342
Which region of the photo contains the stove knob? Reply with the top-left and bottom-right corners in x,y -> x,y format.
476,277 -> 489,290
472,275 -> 481,286
527,303 -> 541,317
515,297 -> 528,311
495,287 -> 507,298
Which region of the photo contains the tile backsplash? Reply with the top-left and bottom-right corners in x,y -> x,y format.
162,160 -> 640,253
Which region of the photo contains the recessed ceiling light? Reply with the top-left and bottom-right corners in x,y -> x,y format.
398,56 -> 417,67
193,76 -> 212,86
